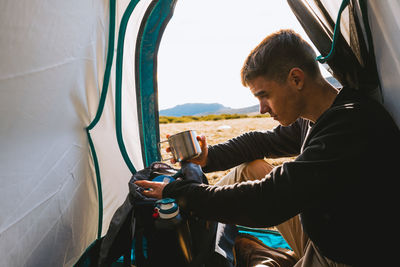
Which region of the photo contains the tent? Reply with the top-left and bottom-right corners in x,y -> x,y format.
1,0 -> 399,266
1,0 -> 175,265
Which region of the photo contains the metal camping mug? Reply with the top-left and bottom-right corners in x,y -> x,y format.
158,130 -> 202,162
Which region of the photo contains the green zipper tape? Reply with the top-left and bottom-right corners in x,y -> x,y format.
316,0 -> 350,63
115,0 -> 141,175
86,129 -> 104,239
136,0 -> 177,166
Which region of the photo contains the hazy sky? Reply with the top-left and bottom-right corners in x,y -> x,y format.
157,0 -> 330,110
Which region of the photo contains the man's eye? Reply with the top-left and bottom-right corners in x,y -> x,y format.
253,91 -> 269,99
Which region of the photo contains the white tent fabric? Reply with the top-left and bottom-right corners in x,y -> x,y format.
0,0 -> 152,266
92,0 -> 151,240
367,0 -> 400,127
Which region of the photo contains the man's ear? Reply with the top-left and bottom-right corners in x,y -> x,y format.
288,68 -> 304,90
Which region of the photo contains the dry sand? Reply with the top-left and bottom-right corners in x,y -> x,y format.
159,117 -> 295,184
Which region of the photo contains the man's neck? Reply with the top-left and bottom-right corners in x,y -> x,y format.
301,78 -> 339,123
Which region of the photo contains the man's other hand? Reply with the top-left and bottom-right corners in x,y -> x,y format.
134,180 -> 166,199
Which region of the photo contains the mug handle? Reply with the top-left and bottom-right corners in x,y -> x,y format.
157,140 -> 174,161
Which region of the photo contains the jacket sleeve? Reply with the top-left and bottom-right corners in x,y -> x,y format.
163,106 -> 366,227
202,119 -> 304,172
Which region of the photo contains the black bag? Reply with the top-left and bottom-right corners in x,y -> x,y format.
97,162 -> 235,267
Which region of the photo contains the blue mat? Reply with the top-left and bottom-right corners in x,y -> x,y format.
237,226 -> 292,250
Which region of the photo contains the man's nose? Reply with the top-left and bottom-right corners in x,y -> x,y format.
259,101 -> 270,114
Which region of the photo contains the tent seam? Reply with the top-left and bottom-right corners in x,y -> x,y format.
86,0 -> 116,239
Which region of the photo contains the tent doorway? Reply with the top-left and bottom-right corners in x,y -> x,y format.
157,0 -> 332,115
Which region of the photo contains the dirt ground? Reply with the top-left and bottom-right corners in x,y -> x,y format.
159,117 -> 294,184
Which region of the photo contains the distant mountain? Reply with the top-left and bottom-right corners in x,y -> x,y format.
198,104 -> 259,116
326,76 -> 342,88
160,76 -> 341,117
159,103 -> 228,117
159,103 -> 258,117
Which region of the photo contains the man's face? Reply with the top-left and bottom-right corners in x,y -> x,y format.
249,76 -> 303,126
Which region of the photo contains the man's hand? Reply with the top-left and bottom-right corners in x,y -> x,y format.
165,134 -> 209,167
134,180 -> 167,199
188,135 -> 208,167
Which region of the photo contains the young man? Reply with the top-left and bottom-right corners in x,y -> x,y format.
136,29 -> 400,266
